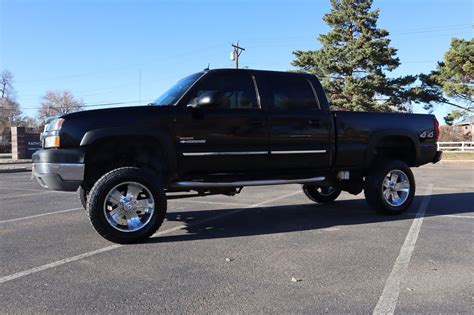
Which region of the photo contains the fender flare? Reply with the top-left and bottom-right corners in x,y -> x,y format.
365,129 -> 420,168
80,127 -> 177,175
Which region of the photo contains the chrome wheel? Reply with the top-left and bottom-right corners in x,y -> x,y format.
382,169 -> 410,207
103,181 -> 155,232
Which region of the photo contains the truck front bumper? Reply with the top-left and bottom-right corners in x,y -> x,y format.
32,163 -> 84,191
32,148 -> 85,191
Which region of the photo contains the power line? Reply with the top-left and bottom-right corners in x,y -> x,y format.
11,24 -> 471,86
14,43 -> 226,84
16,99 -> 155,110
242,24 -> 471,44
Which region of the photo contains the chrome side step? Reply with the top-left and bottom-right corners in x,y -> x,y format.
171,176 -> 325,188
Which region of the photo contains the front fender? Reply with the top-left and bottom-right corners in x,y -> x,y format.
80,126 -> 177,175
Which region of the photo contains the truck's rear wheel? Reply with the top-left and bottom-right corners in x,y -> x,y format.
302,184 -> 342,203
364,160 -> 415,215
87,167 -> 167,244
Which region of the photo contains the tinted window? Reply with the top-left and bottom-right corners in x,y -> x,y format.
188,73 -> 258,109
153,72 -> 203,106
268,75 -> 318,110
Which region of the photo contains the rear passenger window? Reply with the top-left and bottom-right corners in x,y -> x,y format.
268,75 -> 318,110
189,73 -> 258,109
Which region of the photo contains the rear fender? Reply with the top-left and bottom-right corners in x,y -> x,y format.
365,130 -> 420,168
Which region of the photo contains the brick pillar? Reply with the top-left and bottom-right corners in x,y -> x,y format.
11,126 -> 27,160
11,127 -> 42,160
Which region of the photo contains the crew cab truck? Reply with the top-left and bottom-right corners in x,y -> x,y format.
32,69 -> 442,243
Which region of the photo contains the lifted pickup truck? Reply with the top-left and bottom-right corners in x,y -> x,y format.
33,69 -> 442,243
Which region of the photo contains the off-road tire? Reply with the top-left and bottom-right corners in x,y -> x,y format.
302,183 -> 342,203
86,167 -> 167,244
364,159 -> 415,215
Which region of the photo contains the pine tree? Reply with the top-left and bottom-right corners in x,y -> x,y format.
292,0 -> 416,112
419,38 -> 473,124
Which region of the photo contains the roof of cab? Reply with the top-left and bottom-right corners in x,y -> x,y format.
204,68 -> 314,77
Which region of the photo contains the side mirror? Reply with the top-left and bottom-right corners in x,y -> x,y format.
187,91 -> 223,109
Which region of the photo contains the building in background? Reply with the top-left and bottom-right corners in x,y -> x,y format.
453,116 -> 473,141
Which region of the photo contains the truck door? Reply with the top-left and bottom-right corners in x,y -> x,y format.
174,71 -> 269,175
260,72 -> 334,171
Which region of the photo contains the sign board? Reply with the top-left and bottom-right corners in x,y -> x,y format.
11,127 -> 41,160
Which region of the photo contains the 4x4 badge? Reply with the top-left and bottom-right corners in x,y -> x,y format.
419,130 -> 434,139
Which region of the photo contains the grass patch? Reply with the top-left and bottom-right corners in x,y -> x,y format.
442,152 -> 474,160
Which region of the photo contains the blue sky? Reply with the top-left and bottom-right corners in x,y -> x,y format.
1,0 -> 472,122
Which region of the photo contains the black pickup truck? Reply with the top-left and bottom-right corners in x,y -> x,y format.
32,69 -> 442,243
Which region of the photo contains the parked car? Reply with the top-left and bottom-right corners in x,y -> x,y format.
32,69 -> 442,243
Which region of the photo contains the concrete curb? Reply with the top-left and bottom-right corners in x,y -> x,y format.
0,167 -> 30,174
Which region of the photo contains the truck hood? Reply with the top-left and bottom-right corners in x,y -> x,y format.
59,105 -> 175,147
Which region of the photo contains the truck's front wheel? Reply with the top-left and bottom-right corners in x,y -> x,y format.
364,160 -> 415,215
87,167 -> 167,244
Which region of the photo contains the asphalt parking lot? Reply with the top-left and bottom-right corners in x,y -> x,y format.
0,162 -> 473,314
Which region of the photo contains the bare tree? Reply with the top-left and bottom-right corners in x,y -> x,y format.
38,90 -> 84,122
0,70 -> 22,128
0,70 -> 16,99
0,98 -> 22,124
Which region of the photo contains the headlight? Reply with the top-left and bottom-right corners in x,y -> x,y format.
51,118 -> 65,131
44,132 -> 60,148
43,118 -> 64,148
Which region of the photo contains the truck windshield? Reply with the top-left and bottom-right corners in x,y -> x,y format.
152,72 -> 203,106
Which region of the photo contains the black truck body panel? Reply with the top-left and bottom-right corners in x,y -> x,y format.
32,68 -> 441,192
334,111 -> 437,168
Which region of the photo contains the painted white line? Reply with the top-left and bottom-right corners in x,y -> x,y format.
373,185 -> 433,315
0,191 -> 53,200
440,214 -> 474,219
0,190 -> 301,284
0,187 -> 46,193
0,245 -> 122,284
0,190 -> 72,200
0,208 -> 82,224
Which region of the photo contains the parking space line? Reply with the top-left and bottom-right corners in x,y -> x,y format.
0,176 -> 32,181
0,187 -> 46,193
0,245 -> 123,284
0,190 -> 74,200
0,190 -> 301,284
0,191 -> 54,200
0,208 -> 82,224
440,214 -> 474,219
373,185 -> 433,315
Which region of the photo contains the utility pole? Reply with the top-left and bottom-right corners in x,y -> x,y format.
231,41 -> 245,69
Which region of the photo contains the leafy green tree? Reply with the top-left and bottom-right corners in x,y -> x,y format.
292,0 -> 419,112
418,38 -> 473,124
